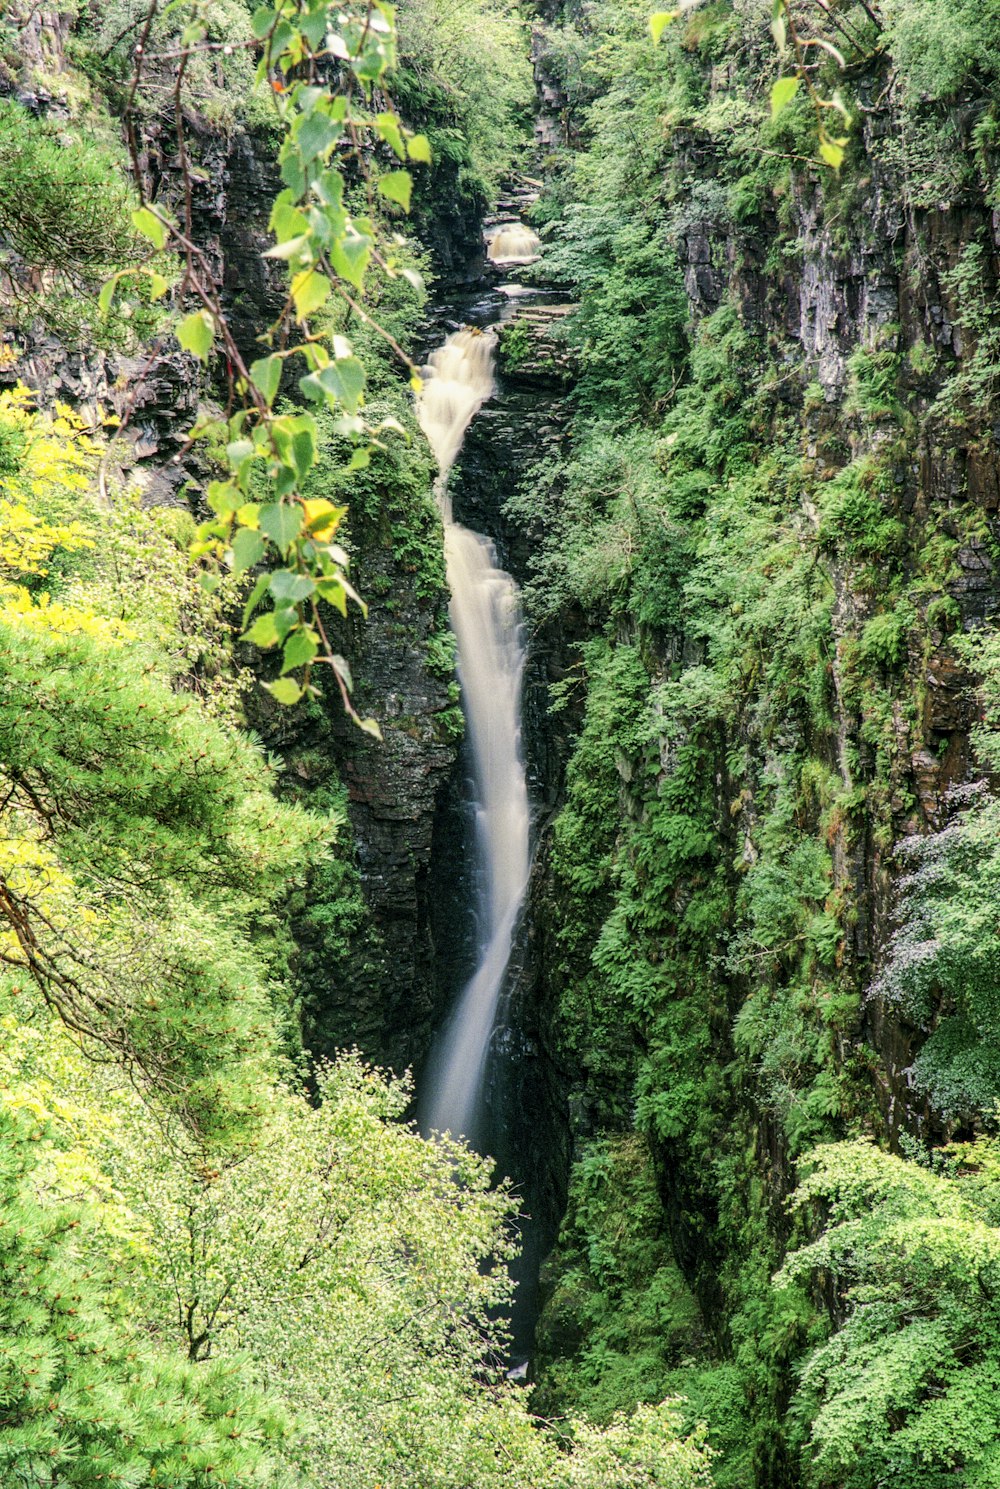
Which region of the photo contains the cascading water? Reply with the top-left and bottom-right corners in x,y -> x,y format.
487,222 -> 541,266
416,328 -> 531,1149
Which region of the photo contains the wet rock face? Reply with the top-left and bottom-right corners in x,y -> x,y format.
327,681 -> 462,1075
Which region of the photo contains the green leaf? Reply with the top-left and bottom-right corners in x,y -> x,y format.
378,170 -> 412,212
279,140 -> 307,198
262,233 -> 310,261
272,603 -> 299,641
147,270 -> 170,300
771,0 -> 787,53
132,206 -> 168,250
407,133 -> 432,164
331,653 -> 353,693
281,627 -> 319,673
243,611 -> 281,647
250,354 -> 284,406
176,310 -> 214,363
289,418 -> 317,480
299,356 -> 366,416
263,677 -> 303,705
207,480 -> 243,516
299,8 -> 328,46
226,438 -> 254,469
347,447 -> 370,471
231,527 -> 265,574
329,228 -> 372,290
296,108 -> 342,164
649,11 -> 677,43
241,572 -> 271,628
317,578 -> 348,614
819,137 -> 845,170
376,113 -> 406,160
98,273 -> 124,316
270,195 -> 310,240
269,569 -> 315,602
250,4 -> 275,39
315,168 -> 345,211
291,269 -> 330,318
259,502 -> 304,552
770,76 -> 800,119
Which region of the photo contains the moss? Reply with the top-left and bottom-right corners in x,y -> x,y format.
498,320 -> 533,372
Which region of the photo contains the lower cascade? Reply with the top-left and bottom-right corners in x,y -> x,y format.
416,327 -> 531,1149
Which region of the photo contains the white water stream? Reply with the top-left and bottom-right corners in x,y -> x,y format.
416,327 -> 531,1147
487,222 -> 541,266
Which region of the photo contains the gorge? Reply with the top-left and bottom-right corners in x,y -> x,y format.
6,1 -> 1000,1487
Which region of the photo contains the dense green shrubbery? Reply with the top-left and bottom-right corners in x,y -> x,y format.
0,1106 -> 294,1488
0,99 -> 135,274
0,97 -> 158,342
534,1135 -> 703,1422
396,0 -> 532,200
780,1138 -> 1000,1487
884,0 -> 1000,105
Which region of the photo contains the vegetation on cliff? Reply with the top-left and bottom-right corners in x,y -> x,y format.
523,0 -> 1000,1484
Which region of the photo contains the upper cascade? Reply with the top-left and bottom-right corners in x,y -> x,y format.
416,327 -> 498,499
487,222 -> 541,265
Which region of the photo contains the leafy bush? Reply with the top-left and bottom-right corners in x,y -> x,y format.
395,0 -> 532,198
0,99 -> 135,274
780,1138 -> 1000,1489
86,0 -> 262,127
818,460 -> 907,568
0,1105 -> 293,1487
858,602 -> 915,670
885,0 -> 1000,103
0,99 -> 154,340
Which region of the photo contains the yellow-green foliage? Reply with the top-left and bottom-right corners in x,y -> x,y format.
396,0 -> 532,196
0,389 -> 328,1143
0,387 -> 97,580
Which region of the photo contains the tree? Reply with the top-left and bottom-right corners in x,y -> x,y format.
0,1105 -> 297,1489
779,1138 -> 1000,1488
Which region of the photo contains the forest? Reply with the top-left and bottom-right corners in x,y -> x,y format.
2,0 -> 1000,1484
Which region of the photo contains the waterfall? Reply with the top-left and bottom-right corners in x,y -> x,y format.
487,222 -> 541,265
416,328 -> 531,1148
